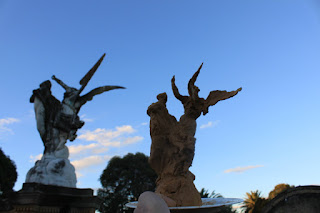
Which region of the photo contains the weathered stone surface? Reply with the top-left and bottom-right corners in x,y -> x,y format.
147,64 -> 241,207
26,154 -> 76,188
262,185 -> 320,213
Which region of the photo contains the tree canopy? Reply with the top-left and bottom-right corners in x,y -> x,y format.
243,190 -> 267,213
0,148 -> 17,211
199,188 -> 222,198
268,183 -> 294,200
242,183 -> 295,213
0,148 -> 17,195
98,152 -> 157,213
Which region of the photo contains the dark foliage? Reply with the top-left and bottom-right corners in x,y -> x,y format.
98,152 -> 157,213
0,148 -> 17,195
0,148 -> 17,211
242,183 -> 295,213
199,188 -> 222,198
268,183 -> 294,200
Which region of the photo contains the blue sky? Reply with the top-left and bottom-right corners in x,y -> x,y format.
1,0 -> 320,200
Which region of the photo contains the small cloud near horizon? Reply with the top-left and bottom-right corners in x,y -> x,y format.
28,125 -> 143,182
80,114 -> 94,122
0,117 -> 20,136
77,125 -> 143,148
71,155 -> 111,171
69,125 -> 143,180
224,165 -> 264,174
29,154 -> 43,162
200,120 -> 220,129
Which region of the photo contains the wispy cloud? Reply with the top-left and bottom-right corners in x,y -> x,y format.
200,120 -> 220,129
27,125 -> 143,182
224,165 -> 264,174
80,114 -> 94,122
29,154 -> 43,162
123,136 -> 144,145
78,125 -> 143,148
68,143 -> 101,156
71,155 -> 111,171
68,125 -> 143,180
0,117 -> 20,135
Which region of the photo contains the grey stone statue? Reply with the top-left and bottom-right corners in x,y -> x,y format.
26,54 -> 125,187
147,63 -> 241,206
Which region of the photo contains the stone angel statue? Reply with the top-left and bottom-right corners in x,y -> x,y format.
148,63 -> 241,206
27,54 -> 124,187
51,54 -> 124,141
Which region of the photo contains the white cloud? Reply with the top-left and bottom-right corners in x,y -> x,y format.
68,143 -> 112,158
0,117 -> 20,135
29,154 -> 43,162
80,114 -> 94,122
200,120 -> 220,129
224,165 -> 264,174
68,125 -> 142,180
78,125 -> 141,148
76,171 -> 83,179
123,136 -> 144,145
71,155 -> 111,171
141,122 -> 148,126
68,143 -> 101,155
0,118 -> 20,126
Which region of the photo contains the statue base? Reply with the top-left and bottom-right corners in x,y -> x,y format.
26,151 -> 77,188
10,183 -> 102,213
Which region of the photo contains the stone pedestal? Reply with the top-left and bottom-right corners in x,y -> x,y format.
10,183 -> 102,213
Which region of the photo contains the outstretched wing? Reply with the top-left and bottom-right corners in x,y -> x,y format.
79,53 -> 106,94
203,87 -> 242,115
78,85 -> 125,105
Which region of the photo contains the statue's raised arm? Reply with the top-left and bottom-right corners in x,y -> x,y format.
52,75 -> 74,92
171,75 -> 187,103
187,63 -> 202,101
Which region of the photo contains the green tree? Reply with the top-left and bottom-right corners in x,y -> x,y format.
0,148 -> 17,211
98,152 -> 157,213
0,148 -> 17,195
268,183 -> 294,200
242,183 -> 295,213
199,188 -> 222,198
242,190 -> 267,213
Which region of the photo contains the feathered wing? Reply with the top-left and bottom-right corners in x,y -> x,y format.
203,87 -> 242,115
78,53 -> 106,94
78,85 -> 125,106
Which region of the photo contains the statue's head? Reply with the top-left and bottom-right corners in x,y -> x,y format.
194,86 -> 200,94
40,80 -> 52,90
157,92 -> 167,103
